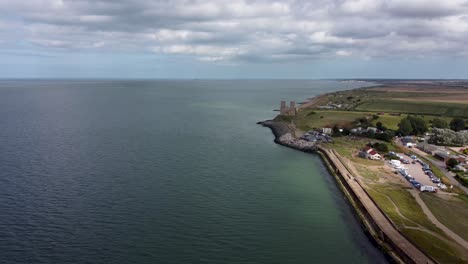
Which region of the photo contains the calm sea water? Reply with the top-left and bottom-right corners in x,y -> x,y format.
0,80 -> 387,264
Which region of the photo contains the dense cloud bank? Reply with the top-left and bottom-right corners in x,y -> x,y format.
1,0 -> 468,62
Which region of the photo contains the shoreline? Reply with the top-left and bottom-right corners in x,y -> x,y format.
258,118 -> 434,264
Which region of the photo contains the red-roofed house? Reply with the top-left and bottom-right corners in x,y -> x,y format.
368,150 -> 382,160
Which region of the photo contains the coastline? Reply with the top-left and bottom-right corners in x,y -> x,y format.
259,115 -> 434,264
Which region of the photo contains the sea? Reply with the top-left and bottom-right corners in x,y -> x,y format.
0,80 -> 388,264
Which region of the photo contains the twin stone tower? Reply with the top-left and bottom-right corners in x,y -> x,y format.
279,101 -> 297,116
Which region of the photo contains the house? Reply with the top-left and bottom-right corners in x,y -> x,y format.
401,136 -> 413,144
322,128 -> 332,134
434,152 -> 467,163
359,146 -> 381,160
358,151 -> 370,159
363,146 -> 373,152
368,150 -> 382,160
417,142 -> 438,154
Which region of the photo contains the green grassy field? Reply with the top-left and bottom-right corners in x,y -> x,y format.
368,184 -> 442,233
355,99 -> 468,118
366,184 -> 468,263
420,193 -> 468,242
294,109 -> 454,132
294,110 -> 366,131
403,229 -> 466,263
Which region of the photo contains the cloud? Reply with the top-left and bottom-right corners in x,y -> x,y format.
1,0 -> 468,62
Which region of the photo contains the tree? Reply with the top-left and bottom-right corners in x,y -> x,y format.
398,116 -> 428,135
431,118 -> 448,129
376,121 -> 387,131
398,118 -> 413,136
407,116 -> 428,135
332,125 -> 340,136
446,158 -> 459,169
429,128 -> 468,146
450,117 -> 466,132
373,142 -> 389,152
375,130 -> 395,142
376,121 -> 383,130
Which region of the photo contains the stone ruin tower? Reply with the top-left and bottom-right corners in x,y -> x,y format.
280,100 -> 297,116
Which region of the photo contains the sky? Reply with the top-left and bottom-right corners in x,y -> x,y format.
1,0 -> 468,79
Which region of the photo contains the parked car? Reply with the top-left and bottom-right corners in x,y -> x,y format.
411,181 -> 421,188
420,186 -> 437,193
432,178 -> 441,183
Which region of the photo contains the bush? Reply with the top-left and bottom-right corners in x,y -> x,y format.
431,118 -> 448,129
455,173 -> 468,187
450,117 -> 466,132
385,153 -> 399,160
446,158 -> 459,169
375,130 -> 395,142
368,142 -> 389,152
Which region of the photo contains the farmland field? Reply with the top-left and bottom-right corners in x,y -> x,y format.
355,99 -> 468,117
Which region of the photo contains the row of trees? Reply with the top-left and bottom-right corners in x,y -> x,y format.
430,117 -> 466,131
429,128 -> 468,146
398,116 -> 467,136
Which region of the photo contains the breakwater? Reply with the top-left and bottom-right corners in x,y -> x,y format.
257,120 -> 317,152
259,120 -> 434,264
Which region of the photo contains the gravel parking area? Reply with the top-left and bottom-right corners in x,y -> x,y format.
386,153 -> 440,190
400,156 -> 435,187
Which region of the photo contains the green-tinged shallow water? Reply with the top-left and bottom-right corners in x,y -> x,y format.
0,80 -> 387,263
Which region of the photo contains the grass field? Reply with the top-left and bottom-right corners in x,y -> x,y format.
367,184 -> 442,233
420,193 -> 468,242
403,229 -> 466,263
294,110 -> 366,131
355,99 -> 468,118
294,109 -> 455,132
366,184 -> 468,263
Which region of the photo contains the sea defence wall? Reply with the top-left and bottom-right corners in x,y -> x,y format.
259,120 -> 435,264
318,147 -> 434,264
257,120 -> 317,152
